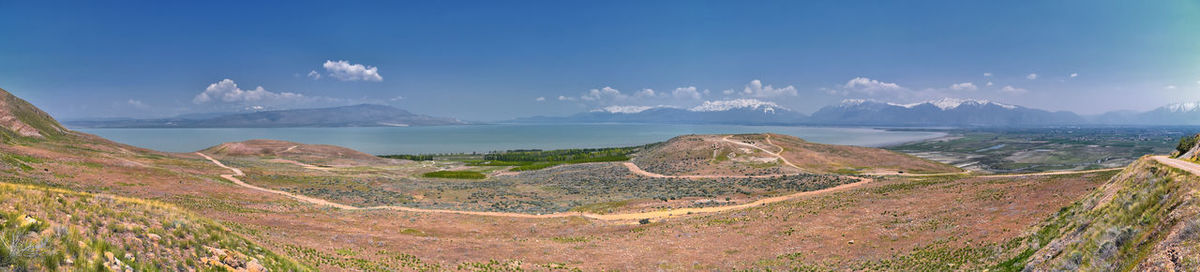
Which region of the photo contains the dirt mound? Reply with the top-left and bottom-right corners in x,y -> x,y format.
632,133 -> 960,175
201,139 -> 389,165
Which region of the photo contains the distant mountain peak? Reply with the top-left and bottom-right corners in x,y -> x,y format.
898,98 -> 1016,110
841,98 -> 1016,110
593,105 -> 677,114
590,99 -> 786,114
689,99 -> 786,113
1163,102 -> 1200,112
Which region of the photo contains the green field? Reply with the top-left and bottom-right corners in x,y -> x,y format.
887,128 -> 1187,173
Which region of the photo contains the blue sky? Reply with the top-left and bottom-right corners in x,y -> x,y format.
1,1 -> 1198,121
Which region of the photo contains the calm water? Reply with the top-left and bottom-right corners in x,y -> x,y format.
76,124 -> 945,155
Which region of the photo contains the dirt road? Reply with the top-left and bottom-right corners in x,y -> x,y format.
197,152 -> 866,221
1152,155 -> 1200,176
197,151 -> 1127,222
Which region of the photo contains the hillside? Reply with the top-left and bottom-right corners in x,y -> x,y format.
0,88 -> 310,271
64,104 -> 466,128
0,88 -> 68,141
632,133 -> 961,175
0,182 -> 309,271
1011,157 -> 1200,271
200,139 -> 394,166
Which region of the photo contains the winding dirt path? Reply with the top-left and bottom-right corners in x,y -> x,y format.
722,134 -> 801,170
198,151 -> 1126,222
618,134 -> 804,179
196,153 -> 356,209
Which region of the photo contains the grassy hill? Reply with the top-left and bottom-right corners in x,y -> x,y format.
0,181 -> 309,271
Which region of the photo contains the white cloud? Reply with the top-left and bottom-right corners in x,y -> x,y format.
986,81 -> 994,86
581,86 -> 626,101
722,89 -> 735,95
983,72 -> 992,77
127,99 -> 149,109
1165,85 -> 1178,90
1069,73 -> 1078,78
535,96 -> 545,102
306,70 -> 321,80
949,82 -> 977,91
322,60 -> 382,82
390,96 -> 405,101
1026,73 -> 1038,80
193,79 -> 307,104
739,79 -> 798,97
557,95 -> 575,101
635,88 -> 656,97
672,86 -> 702,100
1000,85 -> 1028,94
838,77 -> 905,96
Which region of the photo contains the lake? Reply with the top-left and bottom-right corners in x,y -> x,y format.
76,124 -> 946,155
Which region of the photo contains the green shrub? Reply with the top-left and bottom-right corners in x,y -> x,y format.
421,170 -> 486,179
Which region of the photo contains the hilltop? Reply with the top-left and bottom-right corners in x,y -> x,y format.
200,139 -> 395,166
632,133 -> 961,176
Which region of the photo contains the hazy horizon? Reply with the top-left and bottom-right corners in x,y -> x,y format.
2,1 -> 1198,122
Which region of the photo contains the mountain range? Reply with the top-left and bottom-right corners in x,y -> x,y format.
64,104 -> 466,128
806,98 -> 1085,126
511,99 -> 807,125
62,98 -> 1200,128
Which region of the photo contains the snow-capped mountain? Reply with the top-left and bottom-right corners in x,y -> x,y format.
1096,101 -> 1200,125
512,99 -> 807,125
808,98 -> 1083,126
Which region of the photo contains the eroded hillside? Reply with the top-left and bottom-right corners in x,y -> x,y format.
1017,157 -> 1200,271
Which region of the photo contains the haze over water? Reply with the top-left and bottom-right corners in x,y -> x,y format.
78,124 -> 944,155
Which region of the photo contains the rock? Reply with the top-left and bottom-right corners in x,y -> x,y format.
246,259 -> 268,272
20,214 -> 37,226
